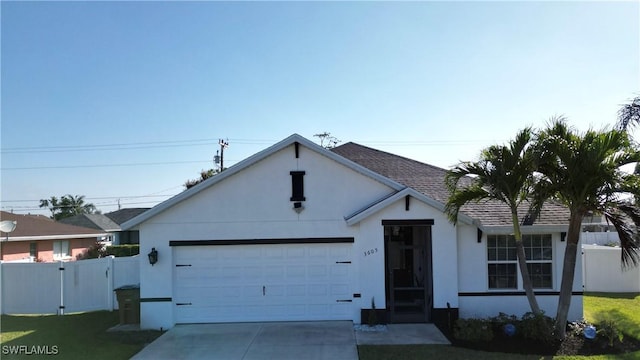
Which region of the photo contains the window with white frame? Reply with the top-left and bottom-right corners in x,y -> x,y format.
53,240 -> 70,260
487,234 -> 553,289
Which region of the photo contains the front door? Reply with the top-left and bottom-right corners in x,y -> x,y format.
384,224 -> 433,323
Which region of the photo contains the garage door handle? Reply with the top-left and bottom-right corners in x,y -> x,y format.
263,286 -> 266,296
336,299 -> 352,303
176,303 -> 192,306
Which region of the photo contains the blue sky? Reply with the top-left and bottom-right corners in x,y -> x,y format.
1,1 -> 638,216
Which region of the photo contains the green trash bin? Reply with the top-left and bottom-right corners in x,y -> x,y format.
114,285 -> 140,324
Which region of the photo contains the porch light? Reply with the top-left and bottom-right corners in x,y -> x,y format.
148,248 -> 158,266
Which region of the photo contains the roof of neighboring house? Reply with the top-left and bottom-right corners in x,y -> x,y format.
105,208 -> 150,225
58,214 -> 121,232
331,142 -> 570,228
0,211 -> 107,241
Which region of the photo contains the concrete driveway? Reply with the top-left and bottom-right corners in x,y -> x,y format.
131,321 -> 358,360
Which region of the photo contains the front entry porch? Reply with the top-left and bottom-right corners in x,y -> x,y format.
384,221 -> 434,323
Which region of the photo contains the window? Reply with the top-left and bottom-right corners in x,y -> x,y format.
290,171 -> 305,201
29,242 -> 37,258
53,240 -> 70,260
487,234 -> 553,289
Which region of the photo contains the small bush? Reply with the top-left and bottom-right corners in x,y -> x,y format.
454,318 -> 494,342
105,245 -> 139,257
520,312 -> 555,344
77,241 -> 107,260
598,319 -> 624,347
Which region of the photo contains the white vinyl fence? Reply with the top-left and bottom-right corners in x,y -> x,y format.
0,256 -> 139,315
582,244 -> 640,292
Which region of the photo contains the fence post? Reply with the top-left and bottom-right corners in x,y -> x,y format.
107,256 -> 114,310
59,261 -> 65,315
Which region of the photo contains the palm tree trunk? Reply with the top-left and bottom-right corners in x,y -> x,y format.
512,211 -> 541,315
554,212 -> 583,339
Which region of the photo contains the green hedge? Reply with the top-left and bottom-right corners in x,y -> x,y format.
105,245 -> 139,257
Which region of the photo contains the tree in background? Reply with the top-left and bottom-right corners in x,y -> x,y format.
617,96 -> 640,131
184,169 -> 218,189
39,194 -> 97,220
314,132 -> 341,149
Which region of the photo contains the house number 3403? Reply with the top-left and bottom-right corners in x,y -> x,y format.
364,248 -> 378,256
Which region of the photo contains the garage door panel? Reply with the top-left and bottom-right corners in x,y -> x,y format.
174,243 -> 352,323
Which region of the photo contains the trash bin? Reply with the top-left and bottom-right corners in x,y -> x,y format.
114,285 -> 140,324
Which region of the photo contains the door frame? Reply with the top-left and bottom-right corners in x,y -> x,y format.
382,219 -> 434,323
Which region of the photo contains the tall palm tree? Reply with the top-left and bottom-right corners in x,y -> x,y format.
62,194 -> 96,217
617,96 -> 640,131
534,118 -> 640,338
445,128 -> 542,315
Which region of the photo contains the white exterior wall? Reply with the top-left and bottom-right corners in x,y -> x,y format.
137,144 -> 397,329
458,228 -> 583,321
356,199 -> 459,311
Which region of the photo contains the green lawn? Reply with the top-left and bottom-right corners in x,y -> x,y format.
0,311 -> 162,360
359,292 -> 640,360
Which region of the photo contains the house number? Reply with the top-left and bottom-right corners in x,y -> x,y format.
364,248 -> 378,256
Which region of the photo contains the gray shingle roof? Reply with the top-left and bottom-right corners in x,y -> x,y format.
59,214 -> 120,232
331,142 -> 569,227
105,208 -> 150,225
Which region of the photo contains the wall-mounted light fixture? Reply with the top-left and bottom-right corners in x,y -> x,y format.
148,247 -> 158,266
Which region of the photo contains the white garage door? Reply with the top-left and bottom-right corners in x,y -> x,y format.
173,242 -> 353,323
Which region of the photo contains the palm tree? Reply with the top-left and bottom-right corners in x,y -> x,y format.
534,118 -> 640,338
617,96 -> 640,131
39,196 -> 60,219
62,194 -> 96,217
445,128 -> 542,315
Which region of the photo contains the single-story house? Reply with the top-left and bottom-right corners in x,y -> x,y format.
58,208 -> 149,245
123,134 -> 581,331
0,211 -> 107,262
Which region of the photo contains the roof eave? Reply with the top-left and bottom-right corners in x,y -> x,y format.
345,187 -> 475,226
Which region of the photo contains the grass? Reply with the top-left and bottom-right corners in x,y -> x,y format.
358,292 -> 640,360
0,311 -> 162,360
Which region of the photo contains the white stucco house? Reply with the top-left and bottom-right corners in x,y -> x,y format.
123,134 -> 582,331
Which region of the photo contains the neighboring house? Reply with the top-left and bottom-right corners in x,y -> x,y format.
58,214 -> 120,245
123,134 -> 580,331
105,208 -> 149,244
0,211 -> 106,262
58,208 -> 148,245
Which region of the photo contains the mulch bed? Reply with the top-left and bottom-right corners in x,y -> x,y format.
451,331 -> 640,356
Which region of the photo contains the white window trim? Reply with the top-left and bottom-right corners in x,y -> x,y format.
486,233 -> 555,291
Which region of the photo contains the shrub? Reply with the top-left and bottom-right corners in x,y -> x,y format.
453,318 -> 494,342
105,245 -> 139,257
491,312 -> 518,334
597,319 -> 624,347
77,241 -> 106,260
520,312 -> 555,344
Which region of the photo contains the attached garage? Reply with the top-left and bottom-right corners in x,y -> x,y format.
171,239 -> 354,323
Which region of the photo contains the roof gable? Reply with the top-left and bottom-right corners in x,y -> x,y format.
122,134 -> 405,229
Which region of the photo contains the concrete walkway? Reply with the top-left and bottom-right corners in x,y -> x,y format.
131,321 -> 358,360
